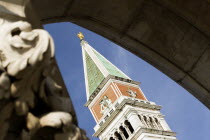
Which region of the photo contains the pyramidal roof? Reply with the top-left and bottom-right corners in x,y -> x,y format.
80,39 -> 130,100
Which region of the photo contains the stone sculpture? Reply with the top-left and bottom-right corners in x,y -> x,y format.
126,88 -> 137,98
0,0 -> 89,139
100,96 -> 112,114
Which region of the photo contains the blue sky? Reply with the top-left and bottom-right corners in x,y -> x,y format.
44,22 -> 210,140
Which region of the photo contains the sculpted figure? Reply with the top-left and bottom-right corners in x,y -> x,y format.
126,88 -> 137,98
100,95 -> 112,114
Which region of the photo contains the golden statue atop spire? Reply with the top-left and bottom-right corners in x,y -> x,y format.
77,32 -> 84,40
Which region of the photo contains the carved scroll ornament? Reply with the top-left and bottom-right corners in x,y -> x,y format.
0,20 -> 88,140
0,20 -> 55,76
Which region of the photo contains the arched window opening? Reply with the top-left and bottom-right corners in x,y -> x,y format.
139,115 -> 142,121
109,137 -> 115,140
155,118 -> 158,123
143,116 -> 150,128
138,115 -> 147,127
155,118 -> 163,130
124,120 -> 134,133
120,126 -> 129,139
143,116 -> 147,122
114,132 -> 123,140
149,117 -> 155,128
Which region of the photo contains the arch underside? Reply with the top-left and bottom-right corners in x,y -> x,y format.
32,0 -> 210,109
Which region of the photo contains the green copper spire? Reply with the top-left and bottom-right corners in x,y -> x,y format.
80,35 -> 130,100
84,51 -> 105,96
92,49 -> 128,79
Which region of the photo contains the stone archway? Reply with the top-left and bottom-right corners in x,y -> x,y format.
33,0 -> 210,109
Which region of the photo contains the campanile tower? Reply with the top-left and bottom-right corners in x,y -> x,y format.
78,32 -> 177,140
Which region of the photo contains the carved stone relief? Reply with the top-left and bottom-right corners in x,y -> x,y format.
126,88 -> 137,98
0,12 -> 88,140
100,95 -> 112,114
